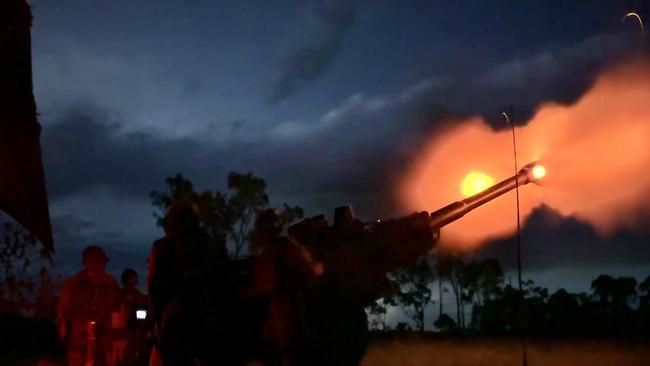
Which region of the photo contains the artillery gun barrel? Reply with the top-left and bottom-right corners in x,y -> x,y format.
429,162 -> 545,228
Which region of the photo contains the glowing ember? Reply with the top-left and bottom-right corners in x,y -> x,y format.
461,171 -> 494,197
399,61 -> 650,250
531,165 -> 546,180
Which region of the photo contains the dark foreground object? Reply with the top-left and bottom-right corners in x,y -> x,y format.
0,314 -> 65,366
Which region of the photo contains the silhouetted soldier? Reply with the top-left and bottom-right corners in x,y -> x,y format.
120,269 -> 147,313
147,202 -> 229,366
247,209 -> 322,366
57,245 -> 120,366
113,269 -> 149,366
285,207 -> 370,366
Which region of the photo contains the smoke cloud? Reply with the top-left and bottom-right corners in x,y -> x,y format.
399,60 -> 650,250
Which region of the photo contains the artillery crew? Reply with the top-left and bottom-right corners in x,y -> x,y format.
57,203 -> 439,366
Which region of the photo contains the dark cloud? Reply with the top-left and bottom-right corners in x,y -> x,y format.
37,102 -> 388,216
267,0 -> 357,103
47,188 -> 159,278
422,33 -> 637,127
264,33 -> 638,214
42,32 -> 639,219
38,29 -> 648,274
49,212 -> 128,275
476,204 -> 650,271
42,105 -> 223,198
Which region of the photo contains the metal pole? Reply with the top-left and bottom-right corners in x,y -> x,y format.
503,109 -> 528,366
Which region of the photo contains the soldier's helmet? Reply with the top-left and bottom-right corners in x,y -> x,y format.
82,245 -> 109,264
121,268 -> 138,287
250,209 -> 282,253
163,201 -> 201,235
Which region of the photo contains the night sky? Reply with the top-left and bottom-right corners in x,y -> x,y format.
28,0 -> 650,291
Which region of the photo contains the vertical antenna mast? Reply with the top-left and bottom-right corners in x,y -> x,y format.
502,108 -> 528,366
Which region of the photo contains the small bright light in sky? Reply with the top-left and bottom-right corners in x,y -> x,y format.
461,171 -> 494,197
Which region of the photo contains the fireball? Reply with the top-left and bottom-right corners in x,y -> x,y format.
461,171 -> 494,197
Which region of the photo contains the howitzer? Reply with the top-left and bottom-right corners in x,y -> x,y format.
283,162 -> 546,366
147,162 -> 546,366
290,161 -> 546,297
429,161 -> 545,228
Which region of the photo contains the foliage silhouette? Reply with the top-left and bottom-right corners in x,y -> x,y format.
150,172 -> 303,258
387,258 -> 435,331
372,255 -> 650,337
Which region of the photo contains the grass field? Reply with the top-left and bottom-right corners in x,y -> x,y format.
4,336 -> 649,365
362,336 -> 650,366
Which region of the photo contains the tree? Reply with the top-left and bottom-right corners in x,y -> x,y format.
459,261 -> 480,329
461,258 -> 503,329
476,258 -> 504,304
590,275 -> 637,334
440,255 -> 466,328
435,255 -> 464,328
435,255 -> 452,323
151,172 -> 302,259
591,274 -> 616,304
547,288 -> 580,334
388,258 -> 435,331
366,300 -> 388,331
394,322 -> 412,332
472,283 -> 513,334
640,275 -> 650,307
433,313 -> 457,332
151,174 -> 233,236
32,267 -> 59,318
0,217 -> 56,316
522,280 -> 549,333
611,277 -> 637,334
638,275 -> 650,332
611,277 -> 637,309
227,172 -> 269,257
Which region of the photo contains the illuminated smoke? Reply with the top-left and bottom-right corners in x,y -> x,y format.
461,171 -> 495,197
398,61 -> 650,250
